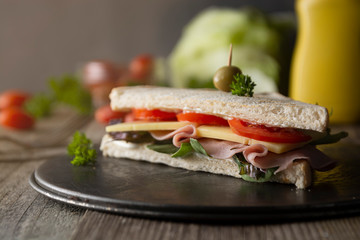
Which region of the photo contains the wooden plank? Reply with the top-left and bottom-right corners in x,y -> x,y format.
0,161 -> 85,240
70,211 -> 360,240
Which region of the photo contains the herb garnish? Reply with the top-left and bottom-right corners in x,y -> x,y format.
24,93 -> 53,118
67,131 -> 96,166
25,75 -> 93,119
230,73 -> 256,97
49,75 -> 93,115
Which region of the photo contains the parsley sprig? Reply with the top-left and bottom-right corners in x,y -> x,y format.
67,131 -> 97,166
49,76 -> 93,115
25,75 -> 93,118
24,93 -> 53,119
230,73 -> 256,97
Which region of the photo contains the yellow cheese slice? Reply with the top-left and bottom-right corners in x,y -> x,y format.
106,121 -> 307,154
196,126 -> 306,154
106,121 -> 193,132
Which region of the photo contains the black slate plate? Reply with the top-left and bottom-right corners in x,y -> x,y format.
29,143 -> 360,222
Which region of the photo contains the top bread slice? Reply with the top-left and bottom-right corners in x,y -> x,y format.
109,86 -> 329,132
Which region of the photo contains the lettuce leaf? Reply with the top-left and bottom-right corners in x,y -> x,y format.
146,144 -> 179,154
310,129 -> 348,145
169,8 -> 281,91
171,142 -> 193,157
232,154 -> 276,183
190,138 -> 209,156
147,138 -> 209,157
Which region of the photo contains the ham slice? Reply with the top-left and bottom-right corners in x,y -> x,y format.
198,139 -> 336,174
149,126 -> 336,174
197,139 -> 248,159
243,144 -> 336,173
150,125 -> 197,147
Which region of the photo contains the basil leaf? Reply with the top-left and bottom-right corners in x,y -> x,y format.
146,144 -> 179,154
310,131 -> 348,145
190,138 -> 209,156
171,142 -> 193,157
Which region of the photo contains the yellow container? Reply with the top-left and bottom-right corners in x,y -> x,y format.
290,0 -> 360,123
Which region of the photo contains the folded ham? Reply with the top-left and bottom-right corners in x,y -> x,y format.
150,125 -> 198,147
150,126 -> 336,174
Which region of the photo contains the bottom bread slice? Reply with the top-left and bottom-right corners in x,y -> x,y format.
100,134 -> 312,189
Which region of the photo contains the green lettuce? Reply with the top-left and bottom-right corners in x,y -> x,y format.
169,7 -> 281,92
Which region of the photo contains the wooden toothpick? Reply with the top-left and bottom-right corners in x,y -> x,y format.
228,44 -> 233,66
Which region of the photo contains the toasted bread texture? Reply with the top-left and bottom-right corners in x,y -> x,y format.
109,86 -> 328,132
100,134 -> 312,189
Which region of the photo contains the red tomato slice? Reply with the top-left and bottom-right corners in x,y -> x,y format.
95,105 -> 126,125
0,90 -> 31,110
132,108 -> 177,121
0,107 -> 34,130
177,112 -> 228,126
228,119 -> 311,143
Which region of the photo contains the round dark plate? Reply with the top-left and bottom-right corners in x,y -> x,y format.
29,143 -> 360,222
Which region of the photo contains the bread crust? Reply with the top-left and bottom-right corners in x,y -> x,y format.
109,86 -> 328,132
100,134 -> 312,189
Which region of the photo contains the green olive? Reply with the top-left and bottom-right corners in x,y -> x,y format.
213,66 -> 242,92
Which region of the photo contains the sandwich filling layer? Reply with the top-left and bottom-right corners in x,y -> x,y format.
104,110 -> 336,184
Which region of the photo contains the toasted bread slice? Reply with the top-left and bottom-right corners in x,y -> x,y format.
109,86 -> 328,132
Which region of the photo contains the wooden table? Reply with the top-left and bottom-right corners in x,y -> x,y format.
1,107 -> 360,240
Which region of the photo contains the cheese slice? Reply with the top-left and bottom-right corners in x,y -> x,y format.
196,126 -> 306,154
106,121 -> 193,132
106,121 -> 307,154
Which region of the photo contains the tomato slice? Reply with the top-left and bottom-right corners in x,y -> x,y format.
132,108 -> 177,121
228,119 -> 311,143
177,112 -> 228,126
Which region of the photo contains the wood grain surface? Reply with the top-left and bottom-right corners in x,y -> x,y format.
1,108 -> 360,240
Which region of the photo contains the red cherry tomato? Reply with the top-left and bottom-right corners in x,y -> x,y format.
132,108 -> 177,121
0,107 -> 34,130
228,119 -> 311,143
95,105 -> 127,125
0,90 -> 31,110
129,54 -> 153,79
176,112 -> 228,126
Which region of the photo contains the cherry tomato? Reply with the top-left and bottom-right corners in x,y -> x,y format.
129,54 -> 153,80
0,107 -> 35,130
0,90 -> 31,110
95,105 -> 127,125
176,112 -> 229,126
228,119 -> 311,143
132,108 -> 177,121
